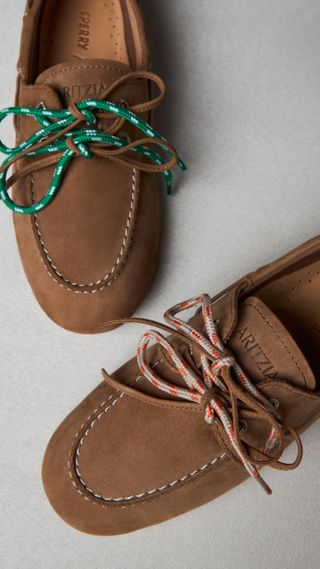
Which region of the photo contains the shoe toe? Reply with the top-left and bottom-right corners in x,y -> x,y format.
13,165 -> 160,333
42,372 -> 240,535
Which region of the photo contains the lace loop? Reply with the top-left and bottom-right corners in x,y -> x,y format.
0,72 -> 186,214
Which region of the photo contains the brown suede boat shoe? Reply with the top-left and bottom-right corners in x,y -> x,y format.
43,235 -> 320,535
0,0 -> 184,333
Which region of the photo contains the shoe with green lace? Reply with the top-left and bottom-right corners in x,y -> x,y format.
1,0 -> 185,333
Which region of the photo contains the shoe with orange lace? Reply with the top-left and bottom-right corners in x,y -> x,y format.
1,0 -> 185,333
43,235 -> 320,535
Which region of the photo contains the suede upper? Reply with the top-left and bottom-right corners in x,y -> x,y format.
42,235 -> 320,535
12,0 -> 165,333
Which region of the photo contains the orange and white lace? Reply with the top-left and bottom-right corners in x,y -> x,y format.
136,294 -> 286,495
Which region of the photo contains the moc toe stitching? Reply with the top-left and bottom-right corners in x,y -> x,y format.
67,381 -> 226,508
31,168 -> 139,293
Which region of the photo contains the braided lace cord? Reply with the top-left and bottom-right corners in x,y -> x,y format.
0,71 -> 186,214
134,294 -> 303,495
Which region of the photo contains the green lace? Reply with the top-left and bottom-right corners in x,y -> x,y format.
0,99 -> 186,215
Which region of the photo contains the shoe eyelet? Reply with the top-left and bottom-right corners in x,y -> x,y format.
118,99 -> 129,109
119,131 -> 131,144
239,420 -> 247,434
270,398 -> 280,410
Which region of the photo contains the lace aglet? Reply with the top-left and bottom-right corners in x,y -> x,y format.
256,473 -> 272,496
178,158 -> 187,172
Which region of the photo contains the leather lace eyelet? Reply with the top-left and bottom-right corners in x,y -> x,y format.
119,131 -> 131,143
239,420 -> 247,434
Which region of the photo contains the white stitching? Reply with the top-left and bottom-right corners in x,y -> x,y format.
69,371 -> 226,504
31,169 -> 138,293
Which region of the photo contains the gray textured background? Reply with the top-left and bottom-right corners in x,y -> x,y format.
0,1 -> 320,568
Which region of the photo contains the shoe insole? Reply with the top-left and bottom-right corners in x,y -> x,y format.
258,260 -> 320,383
38,0 -> 141,74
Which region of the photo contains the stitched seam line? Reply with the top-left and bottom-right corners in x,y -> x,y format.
246,301 -> 307,387
69,451 -> 227,510
31,169 -> 137,292
75,452 -> 225,503
69,374 -> 225,504
266,381 -> 319,400
42,64 -> 127,81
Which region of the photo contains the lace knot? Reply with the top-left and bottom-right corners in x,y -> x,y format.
202,386 -> 223,424
65,136 -> 92,159
0,71 -> 186,215
68,102 -> 96,125
133,293 -> 303,496
211,354 -> 236,374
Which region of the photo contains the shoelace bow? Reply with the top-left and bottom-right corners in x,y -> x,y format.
0,71 -> 186,215
106,294 -> 303,495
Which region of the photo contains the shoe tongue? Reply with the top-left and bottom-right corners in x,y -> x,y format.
228,296 -> 316,390
36,59 -> 131,105
145,295 -> 316,400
